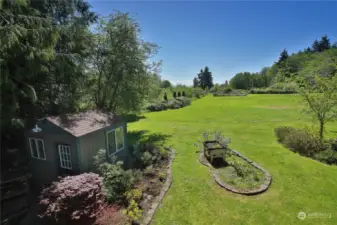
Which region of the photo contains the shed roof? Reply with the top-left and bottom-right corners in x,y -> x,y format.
45,110 -> 121,137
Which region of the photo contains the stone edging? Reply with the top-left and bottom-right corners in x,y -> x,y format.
199,149 -> 272,195
141,147 -> 175,225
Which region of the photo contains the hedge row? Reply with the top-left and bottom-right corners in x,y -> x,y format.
249,89 -> 296,94
146,97 -> 191,112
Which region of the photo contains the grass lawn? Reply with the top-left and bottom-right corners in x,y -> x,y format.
128,94 -> 337,225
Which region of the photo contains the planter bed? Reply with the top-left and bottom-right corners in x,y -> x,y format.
199,149 -> 272,195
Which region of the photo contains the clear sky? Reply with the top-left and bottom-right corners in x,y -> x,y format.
88,0 -> 337,85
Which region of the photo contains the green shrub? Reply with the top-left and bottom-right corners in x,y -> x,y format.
141,151 -> 154,168
94,149 -> 141,203
283,129 -> 327,157
145,97 -> 191,112
313,148 -> 337,165
122,199 -> 142,222
274,126 -> 298,142
123,188 -> 143,223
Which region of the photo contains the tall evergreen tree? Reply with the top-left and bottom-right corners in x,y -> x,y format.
276,49 -> 289,65
193,77 -> 199,87
319,35 -> 331,51
202,66 -> 214,89
312,39 -> 321,52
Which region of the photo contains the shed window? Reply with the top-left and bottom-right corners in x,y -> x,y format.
58,145 -> 72,170
106,126 -> 125,156
29,138 -> 46,160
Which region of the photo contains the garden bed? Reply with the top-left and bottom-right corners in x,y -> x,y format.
199,149 -> 272,195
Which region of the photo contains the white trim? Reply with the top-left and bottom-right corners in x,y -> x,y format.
106,126 -> 125,156
58,145 -> 72,170
28,138 -> 46,160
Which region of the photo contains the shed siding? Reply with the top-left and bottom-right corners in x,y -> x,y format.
25,120 -> 78,186
79,122 -> 128,172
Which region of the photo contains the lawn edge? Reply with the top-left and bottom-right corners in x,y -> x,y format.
141,147 -> 175,225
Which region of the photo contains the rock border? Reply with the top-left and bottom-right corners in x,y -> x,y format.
141,147 -> 175,225
199,149 -> 272,195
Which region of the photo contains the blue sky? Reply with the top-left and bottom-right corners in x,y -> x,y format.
88,0 -> 337,85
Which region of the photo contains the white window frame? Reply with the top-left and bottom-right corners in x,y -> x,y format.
58,145 -> 72,170
106,126 -> 125,156
29,138 -> 46,160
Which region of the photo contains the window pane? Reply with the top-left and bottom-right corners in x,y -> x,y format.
30,139 -> 38,158
107,131 -> 116,155
115,127 -> 124,150
37,140 -> 45,159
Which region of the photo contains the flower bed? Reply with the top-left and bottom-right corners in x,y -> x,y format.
199,149 -> 272,195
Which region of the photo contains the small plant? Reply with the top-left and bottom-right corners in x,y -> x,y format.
122,199 -> 143,222
141,151 -> 154,168
158,171 -> 167,182
124,188 -> 142,203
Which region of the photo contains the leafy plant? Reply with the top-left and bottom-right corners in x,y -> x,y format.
283,128 -> 327,157
39,173 -> 104,223
313,148 -> 337,165
122,199 -> 143,222
141,151 -> 154,168
124,188 -> 142,203
274,126 -> 298,142
94,149 -> 141,203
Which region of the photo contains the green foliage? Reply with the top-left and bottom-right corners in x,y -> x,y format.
93,149 -> 141,203
229,71 -> 271,90
122,199 -> 142,222
160,80 -> 172,88
277,127 -> 327,157
296,75 -> 337,139
122,188 -> 143,222
274,126 -> 298,143
193,66 -> 214,90
124,188 -> 142,203
276,48 -> 289,65
89,11 -> 160,114
145,97 -> 191,112
313,148 -> 337,165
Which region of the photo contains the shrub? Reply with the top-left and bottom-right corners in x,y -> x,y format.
122,188 -> 143,222
141,151 -> 154,168
94,150 -> 141,203
224,87 -> 232,94
39,173 -> 104,223
145,97 -> 191,112
173,92 -> 176,98
163,93 -> 168,101
283,128 -> 327,157
177,91 -> 181,97
122,199 -> 142,223
313,148 -> 337,165
182,91 -> 185,97
124,188 -> 142,203
274,126 -> 298,143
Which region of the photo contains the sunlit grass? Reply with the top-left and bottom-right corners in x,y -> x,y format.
128,94 -> 337,225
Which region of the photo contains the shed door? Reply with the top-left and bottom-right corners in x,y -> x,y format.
57,144 -> 75,176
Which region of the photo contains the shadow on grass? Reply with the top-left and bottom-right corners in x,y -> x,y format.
121,114 -> 146,123
128,130 -> 172,145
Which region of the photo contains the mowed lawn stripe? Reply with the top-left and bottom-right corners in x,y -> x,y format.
128,95 -> 337,225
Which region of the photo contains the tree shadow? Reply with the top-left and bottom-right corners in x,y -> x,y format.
121,114 -> 146,123
127,130 -> 171,145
